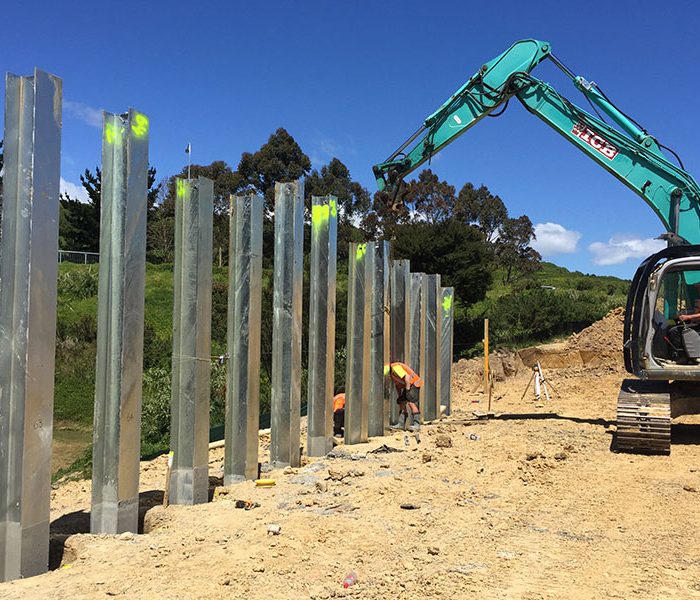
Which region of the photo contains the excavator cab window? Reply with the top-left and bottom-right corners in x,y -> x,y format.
650,268 -> 700,365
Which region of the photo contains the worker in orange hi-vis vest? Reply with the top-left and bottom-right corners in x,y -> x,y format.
387,362 -> 423,431
332,392 -> 345,436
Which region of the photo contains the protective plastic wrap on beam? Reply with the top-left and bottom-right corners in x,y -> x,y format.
389,260 -> 411,425
92,109 -> 149,535
439,287 -> 455,415
226,194 -> 263,481
345,242 -> 373,444
307,195 -> 338,456
0,69 -> 61,582
270,181 -> 304,467
422,275 -> 441,421
369,241 -> 391,436
169,177 -> 213,504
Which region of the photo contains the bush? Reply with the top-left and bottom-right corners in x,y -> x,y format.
57,266 -> 99,299
141,367 -> 171,446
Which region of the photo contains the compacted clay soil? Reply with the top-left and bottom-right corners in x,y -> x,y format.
2,310 -> 699,599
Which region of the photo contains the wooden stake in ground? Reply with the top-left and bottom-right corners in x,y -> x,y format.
483,318 -> 489,396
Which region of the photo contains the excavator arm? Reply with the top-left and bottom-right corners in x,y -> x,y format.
373,39 -> 700,244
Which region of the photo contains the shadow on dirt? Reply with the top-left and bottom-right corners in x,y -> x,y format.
672,423 -> 700,445
493,412 -> 613,428
49,489 -> 164,570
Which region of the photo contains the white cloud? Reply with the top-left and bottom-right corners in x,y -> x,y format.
589,235 -> 665,266
531,222 -> 582,256
64,100 -> 103,129
60,177 -> 89,203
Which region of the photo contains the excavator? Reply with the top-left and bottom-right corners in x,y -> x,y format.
372,39 -> 700,454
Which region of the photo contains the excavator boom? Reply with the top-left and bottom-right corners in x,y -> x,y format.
373,40 -> 700,455
373,39 -> 700,244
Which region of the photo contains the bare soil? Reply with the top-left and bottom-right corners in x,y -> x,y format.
2,310 -> 700,599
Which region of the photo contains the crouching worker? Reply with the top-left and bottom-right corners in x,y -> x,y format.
333,392 -> 345,436
388,362 -> 423,431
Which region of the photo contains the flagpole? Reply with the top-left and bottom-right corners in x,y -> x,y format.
186,142 -> 191,180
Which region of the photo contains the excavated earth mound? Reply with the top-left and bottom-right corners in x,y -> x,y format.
454,308 -> 626,393
519,308 -> 625,371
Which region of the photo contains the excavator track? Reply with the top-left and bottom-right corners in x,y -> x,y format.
616,379 -> 671,454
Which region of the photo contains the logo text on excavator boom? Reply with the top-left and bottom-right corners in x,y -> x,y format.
572,123 -> 619,160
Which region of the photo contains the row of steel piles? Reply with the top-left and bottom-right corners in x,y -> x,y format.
0,67 -> 456,581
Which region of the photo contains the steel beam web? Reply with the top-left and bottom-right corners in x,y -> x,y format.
225,194 -> 263,481
389,260 -> 411,425
307,195 -> 338,456
91,109 -> 148,534
440,287 -> 455,415
270,181 -> 304,467
423,274 -> 441,421
0,69 -> 62,581
345,242 -> 373,444
409,273 -> 426,411
169,177 -> 213,504
368,241 -> 391,436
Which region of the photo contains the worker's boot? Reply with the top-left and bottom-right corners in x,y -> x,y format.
390,412 -> 407,431
407,411 -> 421,432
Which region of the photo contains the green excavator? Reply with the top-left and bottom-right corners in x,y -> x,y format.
373,39 -> 700,454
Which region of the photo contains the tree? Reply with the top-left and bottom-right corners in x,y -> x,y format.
59,165 -> 161,252
495,215 -> 541,283
305,158 -> 370,222
305,157 -> 371,256
404,169 -> 456,224
151,161 -> 239,263
236,128 -> 311,211
455,182 -> 507,243
393,220 -> 493,305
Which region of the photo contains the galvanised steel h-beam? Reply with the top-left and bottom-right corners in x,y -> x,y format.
389,260 -> 411,425
270,181 -> 304,468
0,69 -> 62,582
409,273 -> 426,394
225,194 -> 264,481
169,177 -> 213,504
345,242 -> 373,445
307,196 -> 338,457
422,274 -> 441,421
368,241 -> 390,436
91,109 -> 149,534
439,287 -> 455,415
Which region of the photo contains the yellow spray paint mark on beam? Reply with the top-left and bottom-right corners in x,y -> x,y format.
131,112 -> 149,138
104,122 -> 125,145
176,179 -> 187,199
442,292 -> 453,314
311,203 -> 330,228
356,243 -> 367,262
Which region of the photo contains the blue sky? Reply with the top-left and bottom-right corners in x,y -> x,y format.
2,0 -> 699,278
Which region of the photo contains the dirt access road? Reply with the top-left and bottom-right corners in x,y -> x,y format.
2,315 -> 700,599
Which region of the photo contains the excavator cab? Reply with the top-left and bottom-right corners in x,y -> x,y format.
617,245 -> 700,454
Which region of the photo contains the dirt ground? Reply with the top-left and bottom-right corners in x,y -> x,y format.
2,311 -> 700,599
